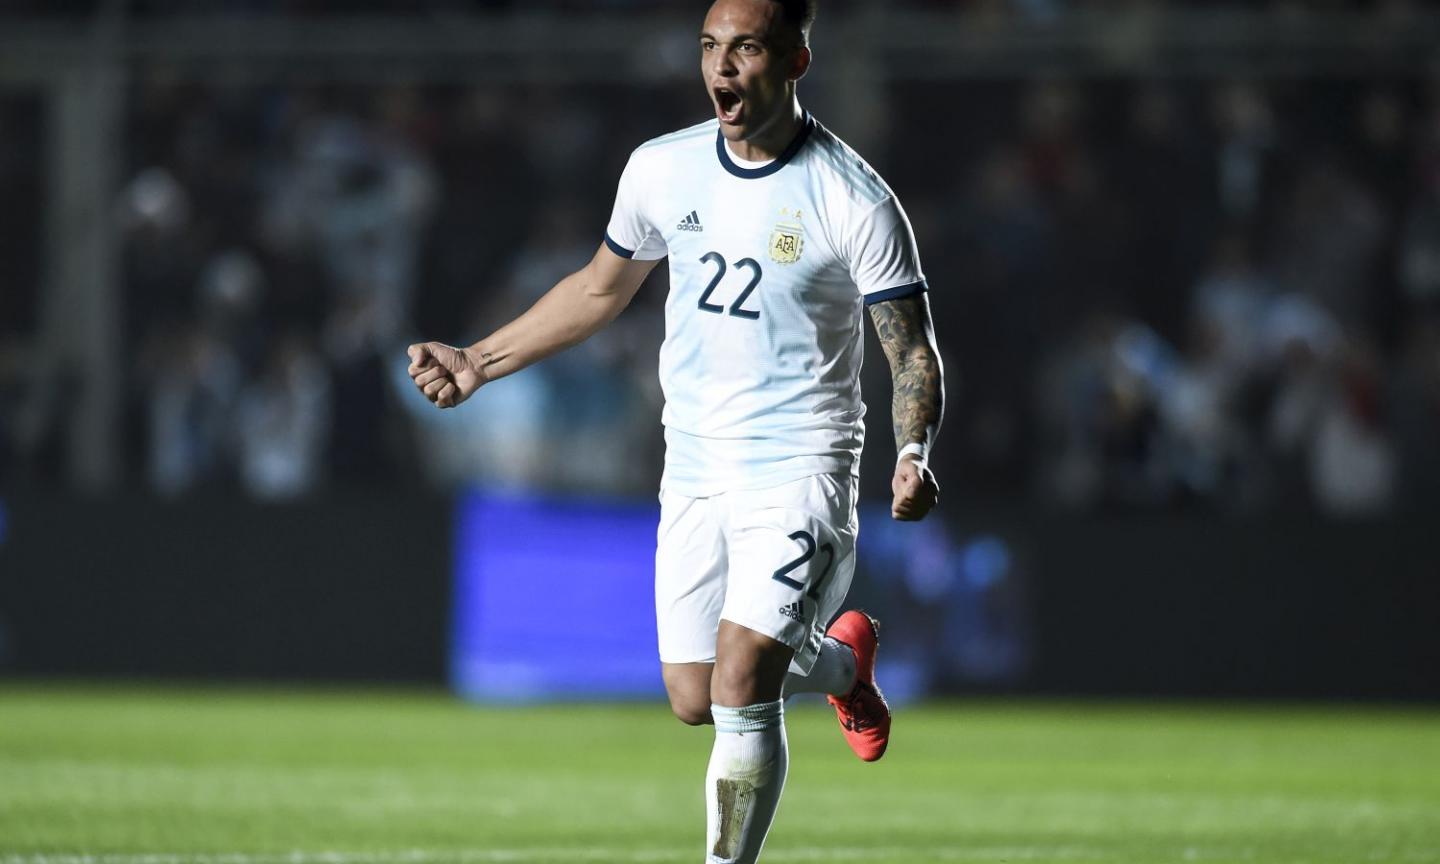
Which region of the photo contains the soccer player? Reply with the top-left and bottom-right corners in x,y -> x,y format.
407,0 -> 943,860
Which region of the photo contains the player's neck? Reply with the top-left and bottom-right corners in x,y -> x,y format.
725,99 -> 804,163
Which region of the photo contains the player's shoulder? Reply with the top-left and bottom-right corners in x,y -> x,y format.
620,118 -> 718,187
634,117 -> 719,155
801,119 -> 894,210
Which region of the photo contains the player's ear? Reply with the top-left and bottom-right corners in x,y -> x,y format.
789,44 -> 811,82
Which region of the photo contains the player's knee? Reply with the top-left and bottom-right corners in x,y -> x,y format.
709,663 -> 760,707
661,663 -> 714,725
713,656 -> 799,707
669,696 -> 713,726
713,624 -> 794,705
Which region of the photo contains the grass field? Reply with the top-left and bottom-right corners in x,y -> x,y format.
1,686 -> 1437,864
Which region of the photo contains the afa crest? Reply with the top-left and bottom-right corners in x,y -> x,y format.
769,222 -> 804,265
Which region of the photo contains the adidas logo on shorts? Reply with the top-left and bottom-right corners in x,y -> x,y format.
779,600 -> 805,622
677,210 -> 703,232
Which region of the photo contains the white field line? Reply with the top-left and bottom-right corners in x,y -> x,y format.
0,846 -> 1112,864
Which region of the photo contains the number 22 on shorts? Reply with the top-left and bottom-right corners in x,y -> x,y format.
771,529 -> 834,600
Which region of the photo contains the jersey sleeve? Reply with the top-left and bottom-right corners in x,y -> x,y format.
845,195 -> 928,305
603,150 -> 668,262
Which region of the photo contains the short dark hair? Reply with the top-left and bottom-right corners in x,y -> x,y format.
774,0 -> 817,46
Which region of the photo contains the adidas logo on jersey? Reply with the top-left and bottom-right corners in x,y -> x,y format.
677,210 -> 703,232
779,600 -> 805,622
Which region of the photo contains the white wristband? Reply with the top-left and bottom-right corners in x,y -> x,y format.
898,442 -> 928,467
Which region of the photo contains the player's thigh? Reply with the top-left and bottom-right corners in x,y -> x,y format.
719,473 -> 858,677
654,488 -> 727,666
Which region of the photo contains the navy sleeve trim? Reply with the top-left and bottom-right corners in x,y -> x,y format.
603,232 -> 636,259
863,280 -> 928,305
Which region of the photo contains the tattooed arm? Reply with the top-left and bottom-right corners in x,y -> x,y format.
868,293 -> 944,520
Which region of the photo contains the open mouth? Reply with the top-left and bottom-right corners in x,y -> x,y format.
714,87 -> 743,124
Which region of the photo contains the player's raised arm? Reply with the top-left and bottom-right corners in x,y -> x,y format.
868,292 -> 944,520
407,243 -> 659,409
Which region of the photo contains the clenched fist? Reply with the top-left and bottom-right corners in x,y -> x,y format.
407,342 -> 487,409
891,455 -> 939,521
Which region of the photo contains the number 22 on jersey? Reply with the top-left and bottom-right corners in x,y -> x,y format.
696,251 -> 763,320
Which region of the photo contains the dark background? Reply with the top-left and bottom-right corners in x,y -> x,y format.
1,0 -> 1437,699
3,496 -> 1436,699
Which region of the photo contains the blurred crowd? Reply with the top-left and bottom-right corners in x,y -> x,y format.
1,12 -> 1438,518
106,83 -> 671,499
889,77 -> 1440,516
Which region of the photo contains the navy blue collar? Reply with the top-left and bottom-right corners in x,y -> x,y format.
715,112 -> 815,179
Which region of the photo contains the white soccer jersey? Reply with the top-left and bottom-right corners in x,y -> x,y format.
604,113 -> 926,497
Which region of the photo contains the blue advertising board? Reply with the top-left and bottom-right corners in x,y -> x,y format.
451,490 -> 664,700
451,490 -> 1031,702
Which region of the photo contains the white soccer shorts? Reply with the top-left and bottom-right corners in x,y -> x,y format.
654,472 -> 859,675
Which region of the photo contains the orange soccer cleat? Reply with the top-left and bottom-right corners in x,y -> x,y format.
824,610 -> 891,762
